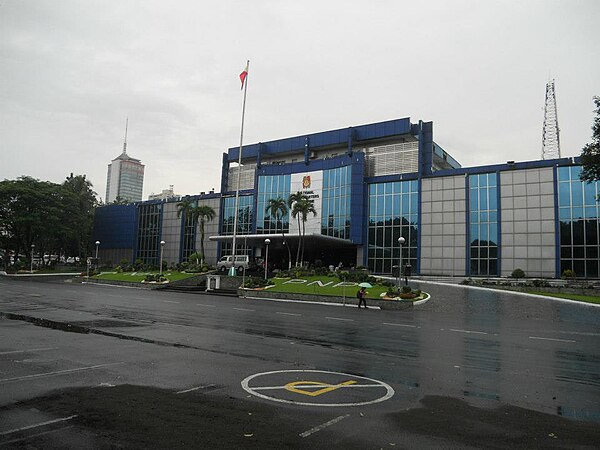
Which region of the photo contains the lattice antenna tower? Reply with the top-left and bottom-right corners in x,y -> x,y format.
542,79 -> 561,159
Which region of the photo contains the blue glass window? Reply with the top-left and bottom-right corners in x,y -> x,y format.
367,179 -> 419,273
468,173 -> 499,276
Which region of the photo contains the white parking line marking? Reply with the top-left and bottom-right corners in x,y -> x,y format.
0,362 -> 125,383
196,303 -> 216,307
325,317 -> 354,322
276,312 -> 301,317
382,323 -> 417,328
0,415 -> 78,436
163,300 -> 180,304
529,336 -> 576,343
0,347 -> 58,355
233,307 -> 254,312
449,328 -> 488,335
300,414 -> 350,438
176,384 -> 217,394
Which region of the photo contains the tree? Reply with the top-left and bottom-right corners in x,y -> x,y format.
176,198 -> 215,264
0,175 -> 98,269
292,196 -> 317,265
287,191 -> 305,266
62,174 -> 99,260
112,196 -> 129,205
192,205 -> 215,265
266,197 -> 292,270
579,96 -> 600,182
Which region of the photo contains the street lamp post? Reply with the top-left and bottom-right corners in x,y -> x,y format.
264,238 -> 271,281
397,237 -> 405,290
30,244 -> 35,273
95,240 -> 100,272
159,240 -> 165,276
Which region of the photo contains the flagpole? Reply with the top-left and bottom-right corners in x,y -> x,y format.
231,60 -> 249,275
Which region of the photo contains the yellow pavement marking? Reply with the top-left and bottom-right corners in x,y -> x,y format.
284,380 -> 357,397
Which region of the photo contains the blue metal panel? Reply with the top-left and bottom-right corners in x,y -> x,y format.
416,177 -> 422,275
432,156 -> 577,178
496,171 -> 502,276
553,165 -> 561,278
349,153 -> 365,245
228,117 -> 414,160
92,205 -> 137,249
418,121 -> 434,176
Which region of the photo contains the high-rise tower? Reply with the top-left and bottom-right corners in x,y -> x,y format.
105,119 -> 145,203
542,79 -> 561,160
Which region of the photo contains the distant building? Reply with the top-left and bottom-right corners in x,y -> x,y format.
148,185 -> 178,201
105,120 -> 145,203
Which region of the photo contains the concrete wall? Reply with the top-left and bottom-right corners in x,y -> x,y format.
196,197 -> 221,266
500,167 -> 556,277
420,175 -> 467,276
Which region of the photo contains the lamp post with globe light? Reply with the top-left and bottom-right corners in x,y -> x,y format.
95,240 -> 100,272
30,244 -> 35,273
159,241 -> 165,275
397,237 -> 405,290
264,238 -> 271,281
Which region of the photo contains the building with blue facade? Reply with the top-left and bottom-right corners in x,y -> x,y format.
93,116 -> 592,278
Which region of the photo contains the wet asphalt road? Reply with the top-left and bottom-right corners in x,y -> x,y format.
0,276 -> 599,448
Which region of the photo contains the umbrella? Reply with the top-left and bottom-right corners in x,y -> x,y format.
358,282 -> 372,288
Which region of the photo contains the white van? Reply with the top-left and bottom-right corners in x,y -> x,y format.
217,255 -> 255,272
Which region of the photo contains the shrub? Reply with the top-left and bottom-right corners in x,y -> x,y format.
511,268 -> 525,278
243,276 -> 270,288
532,279 -> 550,287
562,269 -> 576,280
187,252 -> 202,265
412,289 -> 421,297
337,271 -> 374,283
460,278 -> 473,285
314,266 -> 329,276
386,286 -> 400,297
144,274 -> 167,283
401,285 -> 412,294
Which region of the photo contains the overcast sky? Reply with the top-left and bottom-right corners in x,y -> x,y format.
1,0 -> 599,201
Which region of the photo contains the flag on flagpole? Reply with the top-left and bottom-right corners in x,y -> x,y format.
239,61 -> 249,90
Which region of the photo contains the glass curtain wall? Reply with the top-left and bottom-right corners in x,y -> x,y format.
221,195 -> 253,256
558,166 -> 600,278
136,203 -> 162,265
468,173 -> 499,276
321,166 -> 351,239
256,175 -> 291,234
367,180 -> 418,273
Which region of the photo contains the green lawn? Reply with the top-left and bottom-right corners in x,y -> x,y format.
266,276 -> 391,299
95,271 -> 200,283
528,291 -> 600,305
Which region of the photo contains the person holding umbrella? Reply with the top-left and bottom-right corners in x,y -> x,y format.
356,282 -> 372,309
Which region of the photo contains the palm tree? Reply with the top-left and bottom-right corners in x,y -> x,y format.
293,197 -> 317,265
266,197 -> 291,270
191,205 -> 215,264
288,191 -> 305,266
177,199 -> 215,264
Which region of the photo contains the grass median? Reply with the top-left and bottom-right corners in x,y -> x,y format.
527,291 -> 600,305
94,271 -> 200,283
